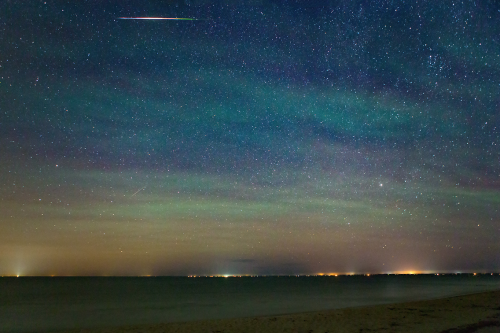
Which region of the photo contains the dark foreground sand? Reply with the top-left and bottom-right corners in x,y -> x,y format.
65,290 -> 500,333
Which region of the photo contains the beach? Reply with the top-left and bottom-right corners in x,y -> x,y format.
2,276 -> 500,332
63,290 -> 500,333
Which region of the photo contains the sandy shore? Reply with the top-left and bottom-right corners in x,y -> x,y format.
64,290 -> 500,333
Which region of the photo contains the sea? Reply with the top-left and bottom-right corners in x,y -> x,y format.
1,274 -> 500,332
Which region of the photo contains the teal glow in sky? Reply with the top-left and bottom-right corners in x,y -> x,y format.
0,1 -> 499,276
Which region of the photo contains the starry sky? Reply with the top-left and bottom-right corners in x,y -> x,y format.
1,0 -> 499,276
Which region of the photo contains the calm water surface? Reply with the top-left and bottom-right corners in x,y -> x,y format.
1,275 -> 499,332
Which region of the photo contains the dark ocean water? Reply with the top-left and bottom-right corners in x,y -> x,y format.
1,275 -> 499,332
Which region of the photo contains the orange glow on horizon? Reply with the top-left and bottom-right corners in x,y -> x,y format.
391,270 -> 423,275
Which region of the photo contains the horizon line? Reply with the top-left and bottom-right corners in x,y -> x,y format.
2,272 -> 499,278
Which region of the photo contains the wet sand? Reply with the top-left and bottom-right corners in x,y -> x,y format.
63,290 -> 500,333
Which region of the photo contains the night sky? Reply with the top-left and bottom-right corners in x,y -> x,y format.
1,1 -> 499,276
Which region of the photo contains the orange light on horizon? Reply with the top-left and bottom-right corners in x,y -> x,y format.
391,270 -> 422,275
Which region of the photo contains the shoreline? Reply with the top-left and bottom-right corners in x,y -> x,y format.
63,290 -> 500,333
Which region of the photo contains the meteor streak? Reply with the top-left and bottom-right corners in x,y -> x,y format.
118,17 -> 198,20
130,187 -> 146,197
